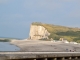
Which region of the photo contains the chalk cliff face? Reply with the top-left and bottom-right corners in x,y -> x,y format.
29,25 -> 50,40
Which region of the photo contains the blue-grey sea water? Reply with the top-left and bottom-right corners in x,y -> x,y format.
0,42 -> 20,51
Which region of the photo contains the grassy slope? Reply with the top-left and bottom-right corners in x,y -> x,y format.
32,22 -> 80,42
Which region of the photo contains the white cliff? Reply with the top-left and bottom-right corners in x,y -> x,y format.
29,25 -> 50,40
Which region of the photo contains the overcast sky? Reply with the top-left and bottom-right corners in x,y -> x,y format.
0,0 -> 80,39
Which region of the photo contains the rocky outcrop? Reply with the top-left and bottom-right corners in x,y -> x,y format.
29,25 -> 50,40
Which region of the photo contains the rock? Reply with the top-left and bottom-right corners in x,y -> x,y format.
29,25 -> 50,40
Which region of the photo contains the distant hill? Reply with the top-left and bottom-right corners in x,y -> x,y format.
0,37 -> 21,40
32,22 -> 80,42
0,37 -> 21,42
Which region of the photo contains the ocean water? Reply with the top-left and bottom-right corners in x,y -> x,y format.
0,42 -> 20,51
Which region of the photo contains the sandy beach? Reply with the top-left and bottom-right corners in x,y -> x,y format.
10,40 -> 80,52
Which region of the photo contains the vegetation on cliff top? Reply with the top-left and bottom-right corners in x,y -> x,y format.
32,22 -> 80,42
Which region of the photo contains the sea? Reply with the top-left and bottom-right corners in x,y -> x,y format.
0,42 -> 20,51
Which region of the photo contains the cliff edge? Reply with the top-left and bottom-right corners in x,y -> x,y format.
29,25 -> 50,40
28,22 -> 80,42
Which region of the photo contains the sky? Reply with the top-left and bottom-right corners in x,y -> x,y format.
0,0 -> 80,39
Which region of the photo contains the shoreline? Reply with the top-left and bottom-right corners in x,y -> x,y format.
10,40 -> 80,52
